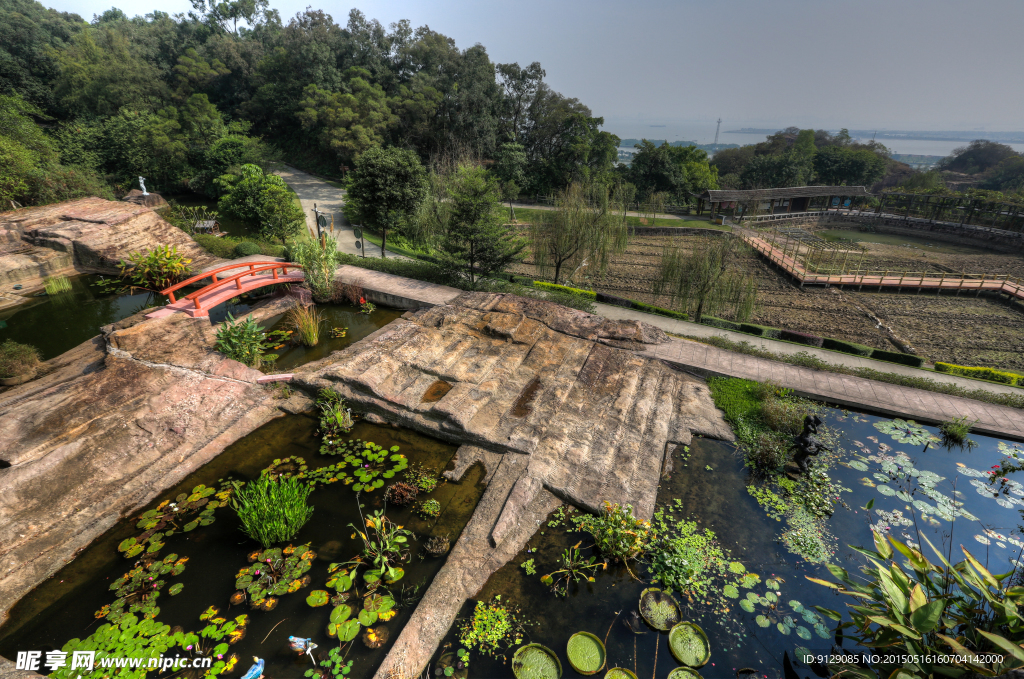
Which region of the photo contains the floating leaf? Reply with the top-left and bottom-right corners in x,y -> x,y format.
795,626 -> 811,640
330,605 -> 351,624
566,632 -> 605,675
739,599 -> 755,613
723,585 -> 739,599
728,562 -> 745,574
755,615 -> 770,628
668,623 -> 710,668
337,620 -> 360,643
848,460 -> 869,471
306,590 -> 329,607
876,485 -> 896,496
639,588 -> 681,631
511,643 -> 562,679
168,583 -> 183,596
777,623 -> 790,635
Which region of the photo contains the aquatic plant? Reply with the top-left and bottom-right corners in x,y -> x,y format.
232,474 -> 314,547
520,559 -> 536,575
384,481 -> 419,506
809,532 -> 1024,678
572,501 -> 652,574
872,418 -> 938,446
119,245 -> 192,292
262,455 -> 348,487
405,462 -> 439,492
540,544 -> 604,596
638,588 -> 681,631
566,632 -> 605,675
306,647 -> 352,678
215,313 -> 290,368
668,623 -> 710,668
349,508 -> 412,584
437,648 -> 471,678
648,502 -> 733,597
287,303 -> 324,346
458,595 -> 527,657
417,498 -> 441,518
234,544 -> 315,607
939,415 -> 978,450
0,339 -> 40,378
118,483 -> 230,558
604,669 -> 638,679
323,438 -> 409,491
424,535 -> 451,557
511,643 -> 561,679
95,553 -> 188,623
780,507 -> 833,564
360,300 -> 376,314
317,388 -> 353,445
329,326 -> 348,338
666,668 -> 702,679
43,274 -> 72,294
361,625 -> 389,649
292,234 -> 340,302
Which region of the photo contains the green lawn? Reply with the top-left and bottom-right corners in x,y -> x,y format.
505,207 -> 729,231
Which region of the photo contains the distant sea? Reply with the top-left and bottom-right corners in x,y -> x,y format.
605,120 -> 1024,156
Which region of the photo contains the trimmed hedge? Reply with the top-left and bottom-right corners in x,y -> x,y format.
739,323 -> 781,339
779,329 -> 824,347
870,349 -> 926,368
233,242 -> 261,257
822,338 -> 874,357
631,301 -> 689,321
194,234 -> 287,260
935,362 -> 1022,386
701,316 -> 742,331
532,281 -> 597,299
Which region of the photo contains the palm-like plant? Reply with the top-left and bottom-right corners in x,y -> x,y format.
808,531 -> 1024,678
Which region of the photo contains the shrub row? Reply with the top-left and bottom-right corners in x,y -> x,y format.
532,281 -> 597,299
630,301 -> 688,321
697,316 -> 927,366
935,362 -> 1023,385
193,234 -> 288,260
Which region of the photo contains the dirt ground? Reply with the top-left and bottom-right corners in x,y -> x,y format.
509,221 -> 1024,371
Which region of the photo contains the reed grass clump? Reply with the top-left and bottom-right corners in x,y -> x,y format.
287,303 -> 323,346
44,274 -> 72,295
939,415 -> 977,450
231,474 -> 314,547
0,340 -> 40,378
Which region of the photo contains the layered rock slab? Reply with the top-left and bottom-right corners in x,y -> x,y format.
0,295 -> 304,628
289,292 -> 733,679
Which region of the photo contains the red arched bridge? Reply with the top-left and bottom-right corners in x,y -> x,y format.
146,262 -> 304,319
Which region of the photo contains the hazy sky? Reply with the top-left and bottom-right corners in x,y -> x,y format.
44,0 -> 1024,132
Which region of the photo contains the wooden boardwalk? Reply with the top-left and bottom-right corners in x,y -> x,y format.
744,234 -> 1024,298
643,337 -> 1024,440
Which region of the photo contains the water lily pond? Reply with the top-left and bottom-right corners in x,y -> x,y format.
1,395 -> 1022,679
434,406 -> 1023,679
0,416 -> 486,678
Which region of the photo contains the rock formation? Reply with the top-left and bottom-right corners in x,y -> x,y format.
0,197 -> 217,303
0,294 -> 308,630
289,292 -> 733,678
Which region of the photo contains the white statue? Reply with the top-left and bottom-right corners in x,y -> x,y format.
139,177 -> 149,196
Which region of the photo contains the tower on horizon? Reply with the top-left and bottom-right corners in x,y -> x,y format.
714,118 -> 722,146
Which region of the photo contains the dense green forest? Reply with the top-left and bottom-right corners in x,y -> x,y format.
0,0 -> 636,208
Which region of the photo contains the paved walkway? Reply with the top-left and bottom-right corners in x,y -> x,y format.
595,302 -> 1023,396
273,165 -> 399,258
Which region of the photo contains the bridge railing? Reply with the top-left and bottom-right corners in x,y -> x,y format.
161,262 -> 303,303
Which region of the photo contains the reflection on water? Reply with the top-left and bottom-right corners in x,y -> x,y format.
440,407 -> 1024,679
818,229 -> 990,255
265,304 -> 403,371
0,416 -> 486,679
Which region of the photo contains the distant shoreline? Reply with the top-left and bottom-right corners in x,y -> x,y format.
727,128 -> 1024,144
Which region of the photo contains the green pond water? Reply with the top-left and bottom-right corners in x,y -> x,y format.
2,400 -> 1022,679
439,407 -> 1024,679
263,306 -> 404,372
818,229 -> 990,255
0,275 -> 255,361
0,416 -> 484,678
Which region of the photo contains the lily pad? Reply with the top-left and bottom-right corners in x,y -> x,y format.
168,583 -> 183,596
723,585 -> 738,599
639,588 -> 680,631
566,632 -> 605,675
777,622 -> 790,634
337,619 -> 360,643
604,670 -> 638,679
667,669 -> 702,679
876,484 -> 896,496
306,590 -> 329,607
739,599 -> 755,613
668,622 -> 710,667
755,615 -> 770,628
847,460 -> 869,471
358,609 -> 377,626
329,605 -> 351,624
795,626 -> 811,640
512,643 -> 562,679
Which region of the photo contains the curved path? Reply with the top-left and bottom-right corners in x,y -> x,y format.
272,164 -> 401,258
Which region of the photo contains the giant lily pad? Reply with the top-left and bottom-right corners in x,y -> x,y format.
669,623 -> 710,668
566,632 -> 605,675
639,588 -> 680,631
667,669 -> 702,679
512,643 -> 562,679
604,670 -> 638,679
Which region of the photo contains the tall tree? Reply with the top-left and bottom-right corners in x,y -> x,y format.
345,146 -> 428,258
435,166 -> 525,284
530,181 -> 629,285
654,235 -> 756,323
218,164 -> 304,243
495,61 -> 544,141
493,141 -> 526,220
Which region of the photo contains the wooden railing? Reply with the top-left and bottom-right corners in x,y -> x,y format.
161,262 -> 303,303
